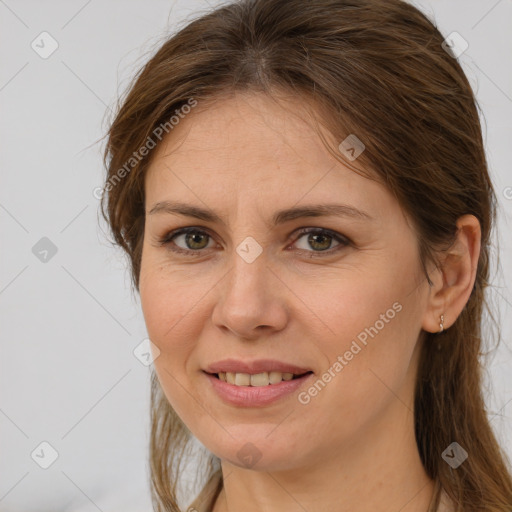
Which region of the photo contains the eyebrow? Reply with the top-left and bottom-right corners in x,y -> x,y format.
148,200 -> 373,225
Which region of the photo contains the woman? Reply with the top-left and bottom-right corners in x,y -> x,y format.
100,0 -> 512,510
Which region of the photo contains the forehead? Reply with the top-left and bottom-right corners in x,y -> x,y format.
149,92 -> 337,171
144,91 -> 395,223
151,93 -> 354,176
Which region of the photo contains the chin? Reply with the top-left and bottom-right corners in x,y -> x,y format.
202,432 -> 306,472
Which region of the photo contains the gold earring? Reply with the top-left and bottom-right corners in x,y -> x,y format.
439,314 -> 444,333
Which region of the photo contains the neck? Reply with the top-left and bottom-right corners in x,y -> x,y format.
212,405 -> 436,512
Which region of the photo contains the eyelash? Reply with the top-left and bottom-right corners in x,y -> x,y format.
157,226 -> 351,258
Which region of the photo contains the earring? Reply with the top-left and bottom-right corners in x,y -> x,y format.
439,314 -> 444,333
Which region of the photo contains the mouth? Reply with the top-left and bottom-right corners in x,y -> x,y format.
205,370 -> 314,387
202,362 -> 316,407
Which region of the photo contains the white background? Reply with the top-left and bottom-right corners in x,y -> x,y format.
1,0 -> 511,510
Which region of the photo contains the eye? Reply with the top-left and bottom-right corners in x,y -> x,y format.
157,226 -> 350,258
158,227 -> 216,256
291,227 -> 350,257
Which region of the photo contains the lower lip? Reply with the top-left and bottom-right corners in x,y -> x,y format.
203,371 -> 314,407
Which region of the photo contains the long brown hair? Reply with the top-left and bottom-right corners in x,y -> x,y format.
99,0 -> 512,510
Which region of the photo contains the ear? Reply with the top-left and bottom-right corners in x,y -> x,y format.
422,214 -> 481,333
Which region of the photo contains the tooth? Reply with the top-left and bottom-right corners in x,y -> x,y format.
234,373 -> 251,386
268,371 -> 283,384
221,371 -> 302,386
250,372 -> 269,386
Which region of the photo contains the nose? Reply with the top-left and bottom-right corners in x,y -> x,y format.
211,247 -> 289,340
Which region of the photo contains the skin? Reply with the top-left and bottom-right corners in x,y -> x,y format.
139,90 -> 481,512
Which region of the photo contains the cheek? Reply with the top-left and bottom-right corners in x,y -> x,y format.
139,266 -> 204,385
295,264 -> 423,426
140,271 -> 205,420
289,262 -> 408,347
140,259 -> 206,340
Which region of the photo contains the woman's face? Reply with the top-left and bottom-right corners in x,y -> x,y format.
140,91 -> 432,471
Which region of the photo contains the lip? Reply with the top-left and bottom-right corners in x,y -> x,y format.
204,358 -> 312,375
203,371 -> 314,407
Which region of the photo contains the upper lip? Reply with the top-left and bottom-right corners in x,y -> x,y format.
204,359 -> 313,375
